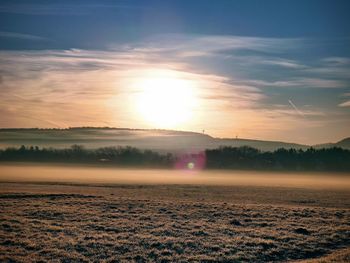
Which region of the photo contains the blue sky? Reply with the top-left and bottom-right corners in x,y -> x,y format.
0,0 -> 349,144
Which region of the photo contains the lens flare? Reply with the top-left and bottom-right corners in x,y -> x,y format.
175,151 -> 206,171
187,162 -> 195,170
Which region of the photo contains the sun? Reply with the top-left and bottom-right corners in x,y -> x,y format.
134,73 -> 198,128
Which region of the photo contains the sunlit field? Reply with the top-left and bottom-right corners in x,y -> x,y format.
1,164 -> 349,262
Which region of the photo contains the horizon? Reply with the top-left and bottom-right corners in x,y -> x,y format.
0,125 -> 348,146
1,0 -> 350,145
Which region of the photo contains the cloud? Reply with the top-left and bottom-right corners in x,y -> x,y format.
238,78 -> 348,89
0,3 -> 146,15
301,57 -> 350,79
0,47 -> 264,131
321,57 -> 350,66
338,100 -> 350,107
0,31 -> 49,41
258,58 -> 306,69
122,34 -> 349,94
124,34 -> 303,57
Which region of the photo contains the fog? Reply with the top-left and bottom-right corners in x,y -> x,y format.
0,163 -> 349,189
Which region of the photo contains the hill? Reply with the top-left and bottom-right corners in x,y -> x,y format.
336,137 -> 350,148
314,137 -> 350,150
0,127 -> 348,152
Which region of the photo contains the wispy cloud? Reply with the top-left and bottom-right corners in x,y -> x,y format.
302,57 -> 350,79
123,34 -> 349,93
258,58 -> 307,69
0,47 -> 264,131
124,34 -> 303,57
239,78 -> 348,89
321,57 -> 350,66
0,3 -> 146,15
0,31 -> 49,41
339,100 -> 350,107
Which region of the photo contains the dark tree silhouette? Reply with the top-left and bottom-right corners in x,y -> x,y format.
0,145 -> 349,171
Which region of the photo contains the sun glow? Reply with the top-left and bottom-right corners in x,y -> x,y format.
133,71 -> 198,128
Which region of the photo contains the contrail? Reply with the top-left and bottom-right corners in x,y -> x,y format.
288,99 -> 304,117
20,114 -> 65,128
11,93 -> 116,128
10,93 -> 66,128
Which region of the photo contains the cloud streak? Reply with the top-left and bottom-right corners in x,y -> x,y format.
339,100 -> 350,107
125,34 -> 303,57
0,31 -> 49,41
0,3 -> 146,15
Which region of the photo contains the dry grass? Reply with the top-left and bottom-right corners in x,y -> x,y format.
296,247 -> 350,262
0,182 -> 349,262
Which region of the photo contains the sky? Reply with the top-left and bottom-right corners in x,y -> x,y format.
0,0 -> 349,144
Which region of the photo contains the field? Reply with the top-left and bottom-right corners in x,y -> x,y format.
0,164 -> 349,262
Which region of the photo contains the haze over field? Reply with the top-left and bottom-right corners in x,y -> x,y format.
2,164 -> 350,189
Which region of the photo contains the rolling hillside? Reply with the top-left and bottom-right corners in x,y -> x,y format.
0,128 -> 348,152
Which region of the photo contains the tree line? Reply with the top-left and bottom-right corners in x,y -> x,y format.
0,145 -> 173,168
0,145 -> 349,171
205,146 -> 350,171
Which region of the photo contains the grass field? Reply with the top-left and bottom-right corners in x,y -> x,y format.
0,165 -> 349,262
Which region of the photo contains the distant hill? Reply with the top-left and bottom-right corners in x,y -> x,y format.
216,138 -> 307,152
335,137 -> 350,148
0,127 -> 348,152
314,137 -> 350,150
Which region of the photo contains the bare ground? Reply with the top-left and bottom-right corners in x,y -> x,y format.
0,180 -> 349,262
